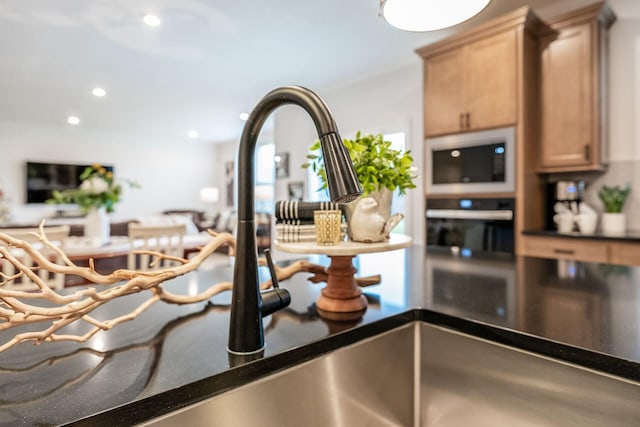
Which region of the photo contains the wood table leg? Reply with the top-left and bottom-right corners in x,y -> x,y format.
316,255 -> 367,321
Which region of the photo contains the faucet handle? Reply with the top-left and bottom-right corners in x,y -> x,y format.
260,249 -> 291,317
264,249 -> 280,289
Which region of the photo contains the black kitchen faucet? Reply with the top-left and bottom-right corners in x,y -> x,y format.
227,86 -> 362,362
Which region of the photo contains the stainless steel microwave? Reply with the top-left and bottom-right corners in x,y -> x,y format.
426,127 -> 515,194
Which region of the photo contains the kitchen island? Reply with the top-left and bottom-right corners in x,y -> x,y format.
0,246 -> 639,425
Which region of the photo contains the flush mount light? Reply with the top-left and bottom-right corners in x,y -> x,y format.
188,130 -> 199,139
239,112 -> 249,121
92,87 -> 106,97
143,14 -> 161,27
380,0 -> 491,32
67,116 -> 80,125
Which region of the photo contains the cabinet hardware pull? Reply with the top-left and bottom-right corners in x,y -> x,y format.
554,248 -> 575,255
584,144 -> 591,160
465,112 -> 470,129
459,113 -> 464,130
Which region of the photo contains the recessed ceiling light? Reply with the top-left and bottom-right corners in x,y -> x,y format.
68,116 -> 80,125
143,14 -> 161,27
188,130 -> 199,139
92,87 -> 106,97
239,112 -> 249,121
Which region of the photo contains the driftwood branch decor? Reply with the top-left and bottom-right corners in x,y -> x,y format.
0,224 -> 339,353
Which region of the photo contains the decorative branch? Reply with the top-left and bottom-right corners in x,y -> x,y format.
0,225 -> 357,353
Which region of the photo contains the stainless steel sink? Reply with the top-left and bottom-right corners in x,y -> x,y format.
145,322 -> 640,426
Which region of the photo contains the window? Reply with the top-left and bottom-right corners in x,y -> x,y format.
255,142 -> 275,213
384,131 -> 407,234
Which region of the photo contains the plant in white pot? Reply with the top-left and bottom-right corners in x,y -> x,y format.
598,184 -> 631,236
303,132 -> 417,242
47,164 -> 138,245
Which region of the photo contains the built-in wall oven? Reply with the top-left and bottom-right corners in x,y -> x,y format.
426,198 -> 515,255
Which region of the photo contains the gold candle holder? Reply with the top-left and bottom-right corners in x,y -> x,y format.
314,210 -> 342,245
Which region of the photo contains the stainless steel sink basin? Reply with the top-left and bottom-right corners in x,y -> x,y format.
145,322 -> 640,426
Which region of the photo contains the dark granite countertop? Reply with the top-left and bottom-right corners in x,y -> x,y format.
1,247 -> 639,425
524,228 -> 640,242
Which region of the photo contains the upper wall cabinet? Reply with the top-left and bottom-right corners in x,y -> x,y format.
422,30 -> 517,136
538,2 -> 616,173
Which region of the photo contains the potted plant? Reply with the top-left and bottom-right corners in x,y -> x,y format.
303,132 -> 417,242
304,131 -> 417,196
598,184 -> 631,235
47,164 -> 138,244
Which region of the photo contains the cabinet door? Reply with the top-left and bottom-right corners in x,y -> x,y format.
424,48 -> 465,137
609,242 -> 640,266
465,30 -> 517,131
540,23 -> 595,169
521,235 -> 608,263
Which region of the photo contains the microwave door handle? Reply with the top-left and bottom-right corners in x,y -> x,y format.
426,209 -> 513,221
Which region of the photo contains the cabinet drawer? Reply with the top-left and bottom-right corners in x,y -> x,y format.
522,235 -> 608,263
609,242 -> 640,266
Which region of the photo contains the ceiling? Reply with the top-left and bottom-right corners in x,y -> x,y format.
0,0 -> 589,144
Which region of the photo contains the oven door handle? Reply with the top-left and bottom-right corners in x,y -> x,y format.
426,209 -> 514,221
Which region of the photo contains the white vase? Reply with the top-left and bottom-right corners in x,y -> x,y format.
601,212 -> 626,236
343,188 -> 404,243
85,206 -> 110,245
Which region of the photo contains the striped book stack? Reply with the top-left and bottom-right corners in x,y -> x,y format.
275,200 -> 347,243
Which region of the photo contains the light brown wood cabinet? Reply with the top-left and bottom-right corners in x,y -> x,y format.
608,242 -> 640,266
422,30 -> 517,136
417,7 -> 549,255
538,2 -> 616,172
521,234 -> 640,265
522,235 -> 608,263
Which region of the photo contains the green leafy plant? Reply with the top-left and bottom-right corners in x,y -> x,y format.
302,131 -> 417,196
598,184 -> 631,213
46,164 -> 138,213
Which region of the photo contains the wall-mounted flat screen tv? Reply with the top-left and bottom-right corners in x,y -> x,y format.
26,162 -> 114,204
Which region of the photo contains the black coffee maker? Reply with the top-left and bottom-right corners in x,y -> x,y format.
545,180 -> 584,230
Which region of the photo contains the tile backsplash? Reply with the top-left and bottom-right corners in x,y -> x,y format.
582,160 -> 639,231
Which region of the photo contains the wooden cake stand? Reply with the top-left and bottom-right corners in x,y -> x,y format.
274,234 -> 412,321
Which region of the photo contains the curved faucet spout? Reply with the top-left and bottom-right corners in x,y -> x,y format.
228,86 -> 362,356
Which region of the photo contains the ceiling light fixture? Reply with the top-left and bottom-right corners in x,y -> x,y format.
188,130 -> 199,139
92,87 -> 106,97
379,0 -> 491,32
143,14 -> 161,27
239,112 -> 249,121
67,116 -> 80,125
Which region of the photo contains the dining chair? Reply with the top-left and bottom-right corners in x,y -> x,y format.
0,225 -> 70,290
127,223 -> 186,271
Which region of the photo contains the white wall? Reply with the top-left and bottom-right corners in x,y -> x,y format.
581,5 -> 640,228
608,10 -> 640,161
0,122 -> 219,223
